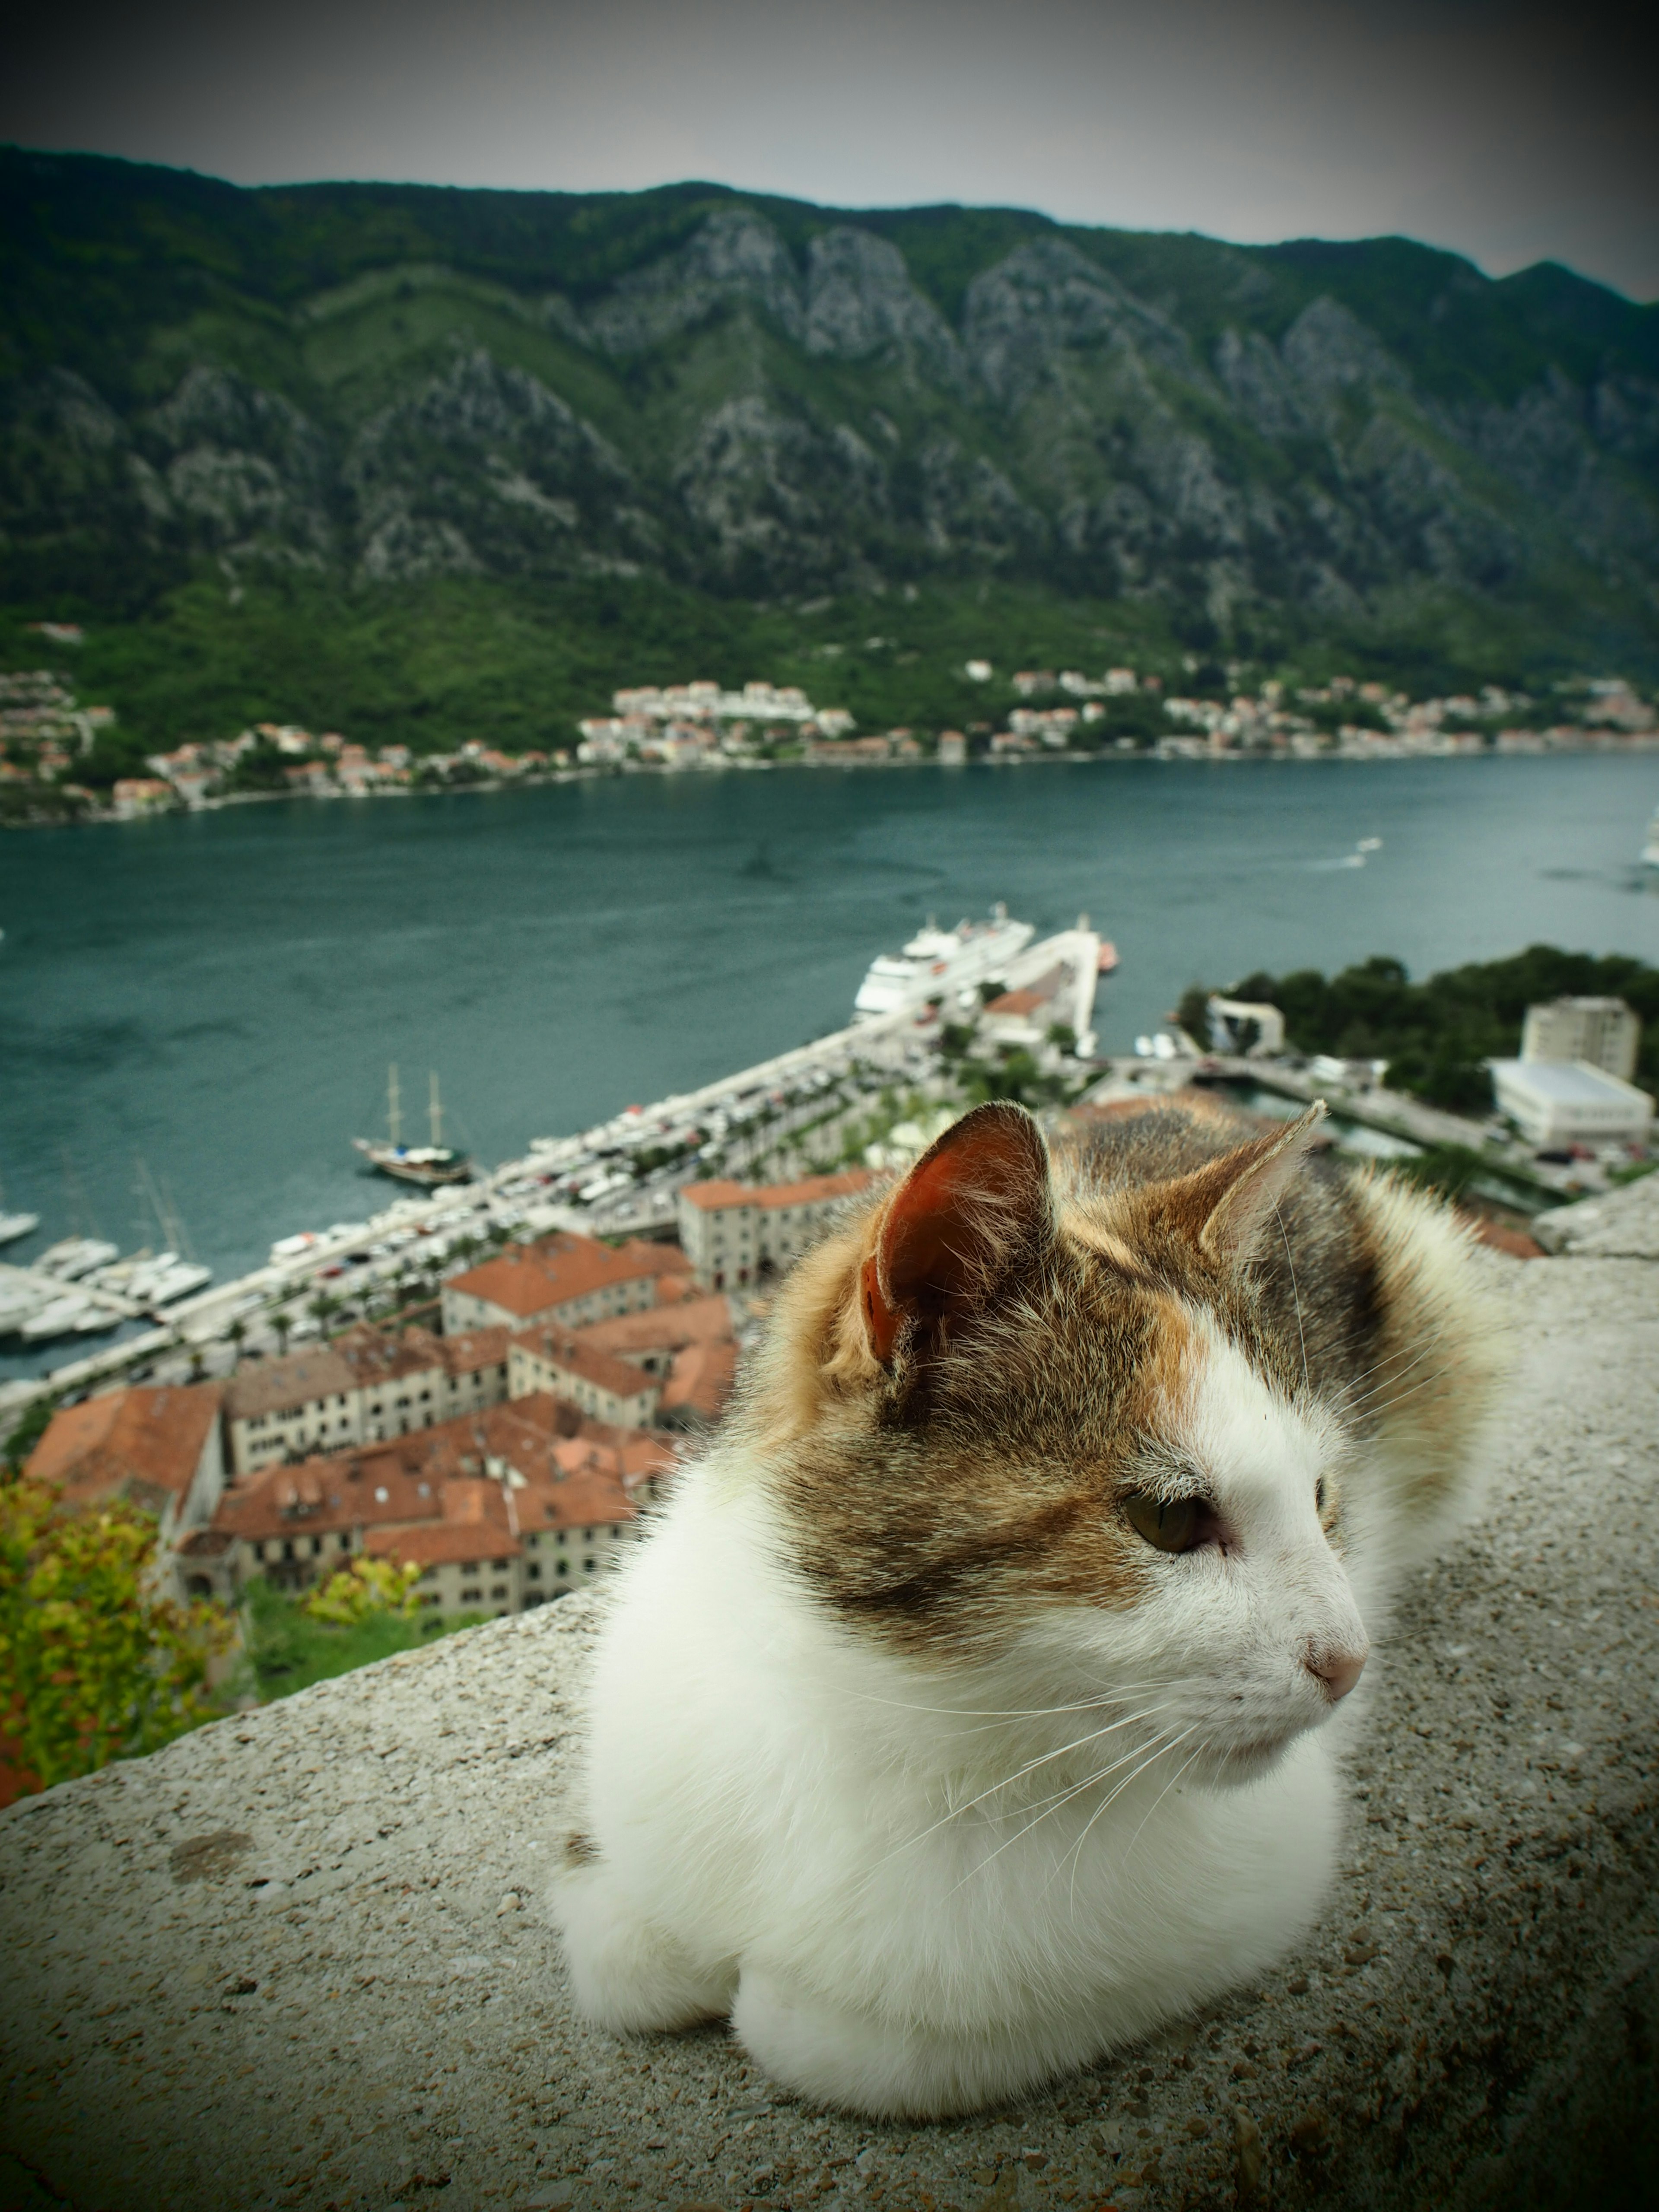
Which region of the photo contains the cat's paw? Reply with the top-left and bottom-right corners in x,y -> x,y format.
553,1860 -> 734,2033
732,1968 -> 1047,2119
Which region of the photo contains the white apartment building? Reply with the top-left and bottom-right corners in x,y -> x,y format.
677,1169 -> 874,1289
1520,997 -> 1640,1082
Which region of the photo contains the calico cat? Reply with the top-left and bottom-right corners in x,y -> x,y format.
554,1096 -> 1502,2117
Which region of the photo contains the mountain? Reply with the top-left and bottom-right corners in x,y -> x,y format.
2,145 -> 1657,752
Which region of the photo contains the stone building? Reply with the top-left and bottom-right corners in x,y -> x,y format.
221,1326 -> 512,1475
196,1392 -> 674,1618
25,1381 -> 226,1555
677,1169 -> 873,1288
506,1327 -> 663,1428
440,1231 -> 692,1334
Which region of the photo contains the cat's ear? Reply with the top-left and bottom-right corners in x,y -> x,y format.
1158,1101 -> 1327,1265
861,1103 -> 1053,1364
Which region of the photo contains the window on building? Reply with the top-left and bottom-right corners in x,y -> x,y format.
461,1586 -> 482,1603
461,1561 -> 478,1575
527,1562 -> 541,1580
583,1558 -> 596,1574
489,1584 -> 508,1600
556,1557 -> 570,1577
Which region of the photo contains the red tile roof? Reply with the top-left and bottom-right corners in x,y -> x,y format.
222,1347 -> 356,1421
512,1325 -> 664,1402
27,1382 -> 222,1516
447,1233 -> 687,1320
659,1338 -> 738,1427
576,1292 -> 735,1361
439,1325 -> 513,1374
680,1169 -> 874,1213
210,1393 -> 676,1552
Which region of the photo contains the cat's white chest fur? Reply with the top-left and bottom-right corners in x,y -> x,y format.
555,1458 -> 1341,2117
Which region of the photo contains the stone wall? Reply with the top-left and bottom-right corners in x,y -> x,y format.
3,1183 -> 1658,2212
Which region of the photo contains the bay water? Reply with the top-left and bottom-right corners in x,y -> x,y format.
3,754 -> 1656,1380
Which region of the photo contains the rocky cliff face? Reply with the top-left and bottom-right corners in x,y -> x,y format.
3,162 -> 1656,644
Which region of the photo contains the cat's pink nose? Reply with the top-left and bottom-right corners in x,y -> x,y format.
1306,1643 -> 1368,1703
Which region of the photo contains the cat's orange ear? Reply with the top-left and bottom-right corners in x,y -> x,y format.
862,1103 -> 1052,1364
1155,1101 -> 1327,1265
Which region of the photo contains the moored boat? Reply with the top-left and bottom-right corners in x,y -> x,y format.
354,1065 -> 472,1187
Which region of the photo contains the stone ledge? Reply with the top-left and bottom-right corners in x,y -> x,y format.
1532,1169 -> 1659,1258
3,1204 -> 1659,2212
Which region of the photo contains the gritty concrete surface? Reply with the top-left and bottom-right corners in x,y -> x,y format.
3,1204 -> 1658,2212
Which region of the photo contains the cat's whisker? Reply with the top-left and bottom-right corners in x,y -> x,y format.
1127,1742 -> 1206,1854
1342,1341 -> 1440,1408
879,1702 -> 1185,1868
1350,1363 -> 1465,1422
840,1682 -> 1172,1723
1271,1200 -> 1310,1395
947,1729 -> 1187,1895
1056,1726 -> 1204,1912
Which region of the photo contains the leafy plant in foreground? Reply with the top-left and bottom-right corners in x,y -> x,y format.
0,1485 -> 233,1802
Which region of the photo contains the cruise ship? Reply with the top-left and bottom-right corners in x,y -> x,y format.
853,905 -> 1036,1021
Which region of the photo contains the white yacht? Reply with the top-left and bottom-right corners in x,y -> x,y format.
36,1236 -> 120,1280
18,1291 -> 125,1343
853,905 -> 1036,1021
89,1249 -> 213,1306
0,1209 -> 38,1249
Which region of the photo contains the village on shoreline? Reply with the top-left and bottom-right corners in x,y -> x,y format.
3,654 -> 1658,828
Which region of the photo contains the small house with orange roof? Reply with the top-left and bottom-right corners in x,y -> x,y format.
25,1381 -> 226,1546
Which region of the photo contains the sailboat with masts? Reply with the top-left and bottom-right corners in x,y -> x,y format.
353,1064 -> 473,1187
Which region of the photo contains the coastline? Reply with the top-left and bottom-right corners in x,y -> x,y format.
6,727 -> 1659,832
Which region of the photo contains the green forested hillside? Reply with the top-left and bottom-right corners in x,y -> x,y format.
3,146 -> 1656,766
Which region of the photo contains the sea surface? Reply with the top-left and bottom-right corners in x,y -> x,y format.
3,754 -> 1656,1379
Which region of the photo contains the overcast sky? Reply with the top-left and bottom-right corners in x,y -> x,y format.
6,0 -> 1656,300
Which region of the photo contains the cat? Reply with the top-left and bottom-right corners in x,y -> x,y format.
553,1094 -> 1503,2117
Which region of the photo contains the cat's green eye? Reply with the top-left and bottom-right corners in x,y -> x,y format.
1124,1492 -> 1199,1554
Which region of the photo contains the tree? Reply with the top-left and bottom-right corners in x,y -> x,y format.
302,1556 -> 422,1625
3,1394 -> 55,1480
0,1485 -> 234,1802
